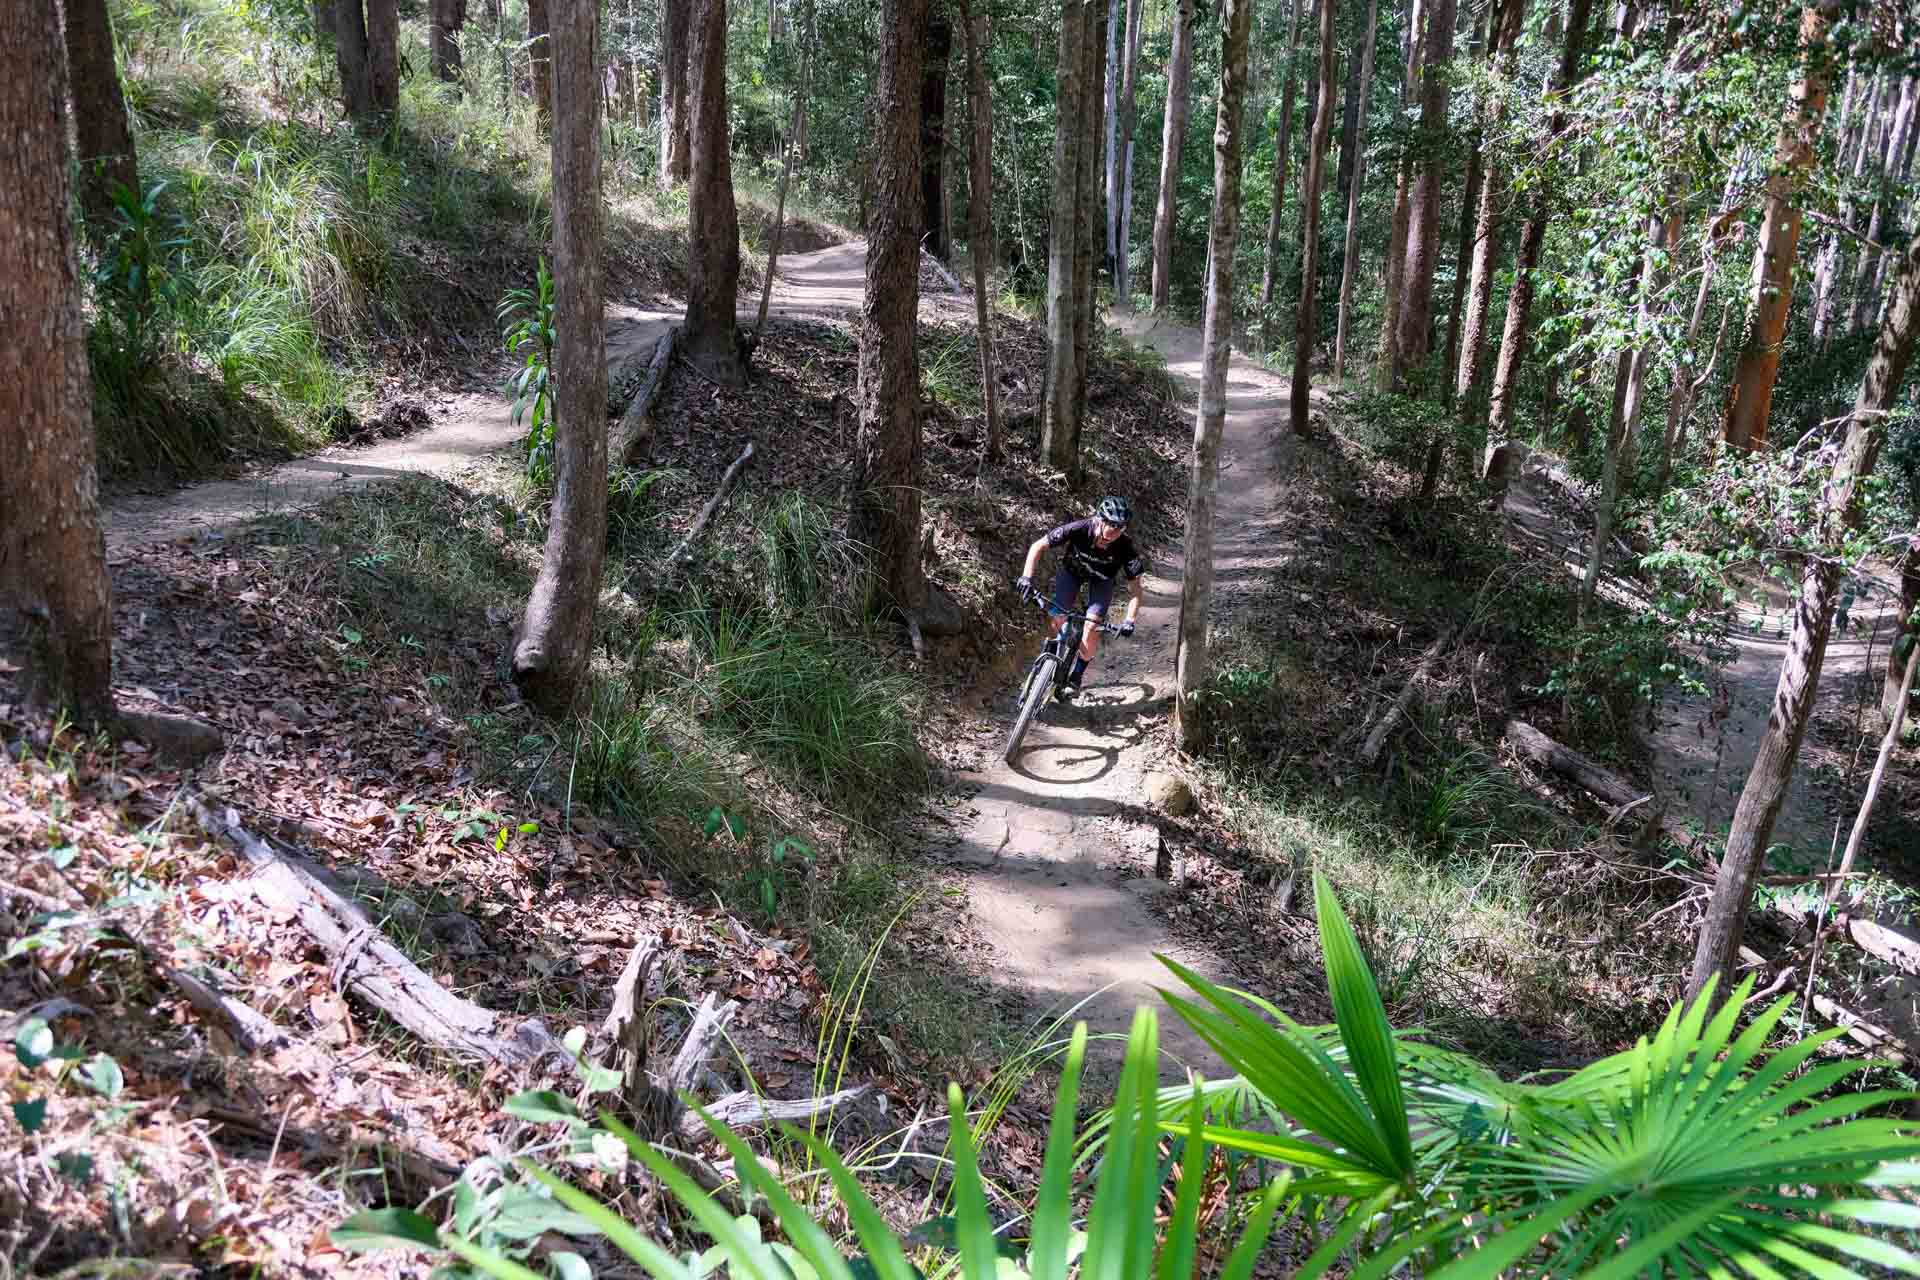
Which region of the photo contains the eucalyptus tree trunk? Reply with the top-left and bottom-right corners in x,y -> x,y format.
660,0 -> 691,186
365,0 -> 400,114
1111,0 -> 1146,306
958,0 -> 1004,460
754,67 -> 808,334
511,0 -> 606,716
1690,224 -> 1920,1004
1102,0 -> 1122,273
62,0 -> 138,234
920,3 -> 954,260
852,0 -> 930,619
430,0 -> 466,82
1149,0 -> 1196,313
528,0 -> 553,129
1654,163 -> 1743,499
1885,545 -> 1919,728
1721,1 -> 1839,452
1374,0 -> 1425,389
1392,0 -> 1457,395
1042,0 -> 1089,468
683,0 -> 746,385
333,0 -> 374,119
1258,0 -> 1305,312
1333,0 -> 1379,382
1454,0 -> 1524,413
1173,0 -> 1254,751
1848,76 -> 1917,338
1069,0 -> 1108,461
1439,143 -> 1481,407
1290,0 -> 1338,435
1811,71 -> 1878,349
1485,0 -> 1594,435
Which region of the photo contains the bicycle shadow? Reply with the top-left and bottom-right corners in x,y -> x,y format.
1003,679 -> 1165,783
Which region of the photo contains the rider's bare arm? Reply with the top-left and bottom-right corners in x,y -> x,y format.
1020,535 -> 1050,581
1123,574 -> 1143,626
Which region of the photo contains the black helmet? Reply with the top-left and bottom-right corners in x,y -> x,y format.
1096,495 -> 1133,527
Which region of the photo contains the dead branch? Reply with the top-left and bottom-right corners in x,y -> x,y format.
610,326 -> 679,469
162,966 -> 290,1053
1359,628 -> 1455,766
598,935 -> 665,1124
682,1084 -> 872,1141
662,442 -> 755,573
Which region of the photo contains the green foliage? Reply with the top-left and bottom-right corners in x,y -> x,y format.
500,261 -> 558,487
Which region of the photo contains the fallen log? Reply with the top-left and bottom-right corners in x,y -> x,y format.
1503,719 -> 1701,849
1834,913 -> 1920,976
610,326 -> 679,469
662,441 -> 755,575
193,802 -> 574,1075
686,1084 -> 872,1142
1359,628 -> 1455,766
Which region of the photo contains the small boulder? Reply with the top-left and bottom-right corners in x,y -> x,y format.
1143,771 -> 1194,817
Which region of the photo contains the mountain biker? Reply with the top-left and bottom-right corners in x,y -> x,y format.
1014,495 -> 1145,701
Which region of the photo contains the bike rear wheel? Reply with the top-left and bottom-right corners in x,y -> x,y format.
1003,654 -> 1058,765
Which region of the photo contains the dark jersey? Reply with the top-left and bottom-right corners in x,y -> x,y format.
1047,518 -> 1146,583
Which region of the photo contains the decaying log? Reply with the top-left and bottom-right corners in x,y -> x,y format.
1359,628 -> 1456,765
193,802 -> 574,1074
1810,992 -> 1907,1062
1835,913 -> 1920,975
599,935 -> 666,1125
662,442 -> 755,574
610,326 -> 679,468
164,965 -> 290,1053
683,1084 -> 872,1141
1504,719 -> 1646,809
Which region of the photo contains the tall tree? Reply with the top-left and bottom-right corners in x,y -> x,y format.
659,0 -> 691,186
1149,0 -> 1196,312
1173,0 -> 1254,751
851,0 -> 929,619
1257,0 -> 1305,312
1886,540 -> 1919,728
1485,0 -> 1594,435
333,0 -> 372,119
1102,0 -> 1123,274
1290,0 -> 1337,434
958,0 -> 1004,460
754,48 -> 809,335
1070,0 -> 1108,460
62,0 -> 138,235
1689,224 -> 1920,1002
921,2 -> 954,260
1810,70 -> 1879,349
1846,75 -> 1917,338
365,0 -> 399,115
1042,0 -> 1089,469
1374,0 -> 1426,389
429,0 -> 467,82
1391,0 -> 1457,393
528,0 -> 553,129
1720,1 -> 1839,452
1332,0 -> 1379,381
1438,3 -> 1491,404
512,0 -> 606,714
1453,0 -> 1523,411
1111,0 -> 1146,305
683,0 -> 747,386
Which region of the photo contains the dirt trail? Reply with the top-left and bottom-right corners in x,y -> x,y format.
102,241 -> 893,554
937,312 -> 1297,1077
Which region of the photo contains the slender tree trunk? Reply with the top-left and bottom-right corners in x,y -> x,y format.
1149,0 -> 1195,313
430,0 -> 466,82
1688,224 -> 1920,1004
1847,76 -> 1916,338
512,0 -> 606,715
1290,0 -> 1338,435
528,0 -> 553,129
921,2 -> 954,260
1811,71 -> 1876,349
62,0 -> 139,234
1374,0 -> 1425,389
1654,170 -> 1740,499
659,0 -> 691,186
365,0 -> 399,115
1333,0 -> 1379,382
754,76 -> 807,334
1334,4 -> 1362,212
1070,0 -> 1106,460
852,0 -> 929,618
957,0 -> 1003,461
1869,83 -> 1920,330
1439,142 -> 1481,407
1485,0 -> 1594,435
1392,0 -> 1457,394
683,0 -> 745,385
2,0 -> 115,728
1102,0 -> 1123,273
1042,0 -> 1089,468
1173,0 -> 1254,751
1111,0 -> 1145,306
1258,0 -> 1305,311
334,0 -> 373,119
1453,0 -> 1521,413
1721,2 -> 1838,453
1885,543 -> 1919,727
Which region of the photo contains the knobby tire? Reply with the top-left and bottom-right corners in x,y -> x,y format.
1004,654 -> 1057,765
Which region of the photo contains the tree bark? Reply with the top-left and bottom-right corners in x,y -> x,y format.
1149,0 -> 1195,313
1810,71 -> 1878,350
1172,0 -> 1254,751
365,0 -> 399,115
1334,0 -> 1362,212
1485,0 -> 1593,435
1102,0 -> 1122,273
1688,223 -> 1920,1004
511,0 -> 606,717
660,0 -> 691,186
1111,0 -> 1145,306
2,0 -> 116,729
1042,0 -> 1089,469
429,0 -> 466,83
1453,0 -> 1521,412
334,0 -> 374,120
1439,140 -> 1481,407
1258,0 -> 1305,312
1846,75 -> 1916,339
852,0 -> 929,620
528,0 -> 553,130
1290,0 -> 1337,435
683,0 -> 745,386
1886,541 -> 1920,727
1720,2 -> 1838,453
957,0 -> 1003,461
1374,0 -> 1425,389
921,2 -> 954,260
1654,172 -> 1737,500
1069,0 -> 1107,462
1391,0 -> 1456,394
754,74 -> 807,335
1332,0 -> 1379,382
62,0 -> 139,236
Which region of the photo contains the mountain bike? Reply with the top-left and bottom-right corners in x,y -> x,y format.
1003,588 -> 1126,765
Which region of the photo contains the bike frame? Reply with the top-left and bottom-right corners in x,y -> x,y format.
1003,591 -> 1122,763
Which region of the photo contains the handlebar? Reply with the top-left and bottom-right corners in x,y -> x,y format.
1020,586 -> 1130,636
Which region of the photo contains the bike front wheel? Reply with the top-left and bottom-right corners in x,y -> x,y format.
1003,654 -> 1058,765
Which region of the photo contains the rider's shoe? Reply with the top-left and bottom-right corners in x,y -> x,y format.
1056,673 -> 1081,702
